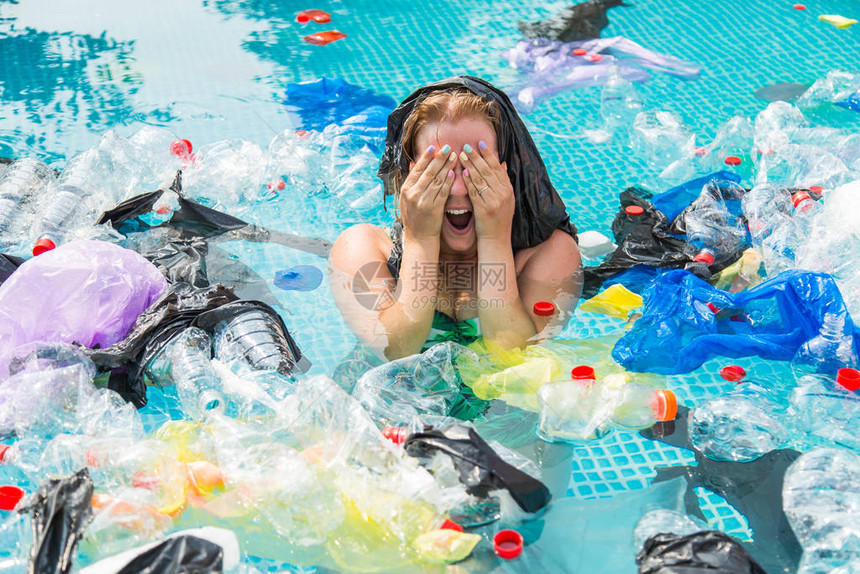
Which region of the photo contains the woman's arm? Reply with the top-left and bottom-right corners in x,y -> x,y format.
460,142 -> 582,349
329,146 -> 457,360
328,225 -> 440,360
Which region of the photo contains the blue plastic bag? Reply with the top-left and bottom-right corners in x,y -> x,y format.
613,269 -> 860,374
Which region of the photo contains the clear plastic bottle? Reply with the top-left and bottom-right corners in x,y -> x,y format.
212,309 -> 298,375
166,327 -> 225,417
792,312 -> 860,375
31,151 -> 97,255
600,67 -> 642,131
791,372 -> 860,451
0,158 -> 54,239
782,448 -> 860,573
610,385 -> 677,430
138,188 -> 181,227
537,366 -> 615,443
689,381 -> 790,462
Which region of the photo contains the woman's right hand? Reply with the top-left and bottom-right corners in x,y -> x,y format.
399,145 -> 457,242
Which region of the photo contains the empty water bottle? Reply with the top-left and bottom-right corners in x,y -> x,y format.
213,309 -> 298,375
600,67 -> 642,131
689,380 -> 792,462
782,448 -> 860,573
537,366 -> 615,443
164,327 -> 225,417
0,158 -> 54,241
791,311 -> 860,375
610,385 -> 677,430
791,373 -> 860,451
31,151 -> 97,255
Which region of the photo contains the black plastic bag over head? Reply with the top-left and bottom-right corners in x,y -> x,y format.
378,76 -> 577,254
21,468 -> 94,574
404,423 -> 551,514
636,531 -> 766,574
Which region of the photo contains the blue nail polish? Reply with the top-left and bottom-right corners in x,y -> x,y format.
479,140 -> 487,151
427,145 -> 435,155
441,144 -> 451,154
463,144 -> 473,153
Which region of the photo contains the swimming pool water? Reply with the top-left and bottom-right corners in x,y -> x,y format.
2,0 -> 860,571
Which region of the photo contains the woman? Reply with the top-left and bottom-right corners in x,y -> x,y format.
330,76 -> 582,361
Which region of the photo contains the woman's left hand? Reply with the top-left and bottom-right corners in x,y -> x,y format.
460,142 -> 515,243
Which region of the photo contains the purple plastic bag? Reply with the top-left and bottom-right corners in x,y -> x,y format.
0,240 -> 168,375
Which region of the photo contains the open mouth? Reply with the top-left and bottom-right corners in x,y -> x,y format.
445,209 -> 473,230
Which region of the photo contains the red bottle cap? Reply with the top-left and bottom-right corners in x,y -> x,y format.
296,13 -> 310,23
720,365 -> 747,382
571,365 -> 596,381
572,48 -> 587,56
836,368 -> 860,392
625,205 -> 644,216
808,185 -> 824,194
0,444 -> 9,463
382,426 -> 409,445
440,518 -> 464,532
589,54 -> 603,62
32,237 -> 56,256
724,155 -> 742,166
533,301 -> 555,316
494,529 -> 523,559
693,249 -> 716,265
170,139 -> 193,157
0,485 -> 25,511
793,3 -> 806,9
653,390 -> 678,421
791,191 -> 812,208
706,302 -> 721,314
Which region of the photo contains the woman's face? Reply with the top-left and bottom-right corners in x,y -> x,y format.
413,116 -> 499,256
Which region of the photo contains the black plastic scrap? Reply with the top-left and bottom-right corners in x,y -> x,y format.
20,468 -> 94,574
583,187 -> 693,298
643,407 -> 802,573
636,531 -> 767,574
0,253 -> 24,285
84,282 -> 239,408
113,535 -> 224,574
404,423 -> 551,514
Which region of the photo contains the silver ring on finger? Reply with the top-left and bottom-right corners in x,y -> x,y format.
477,185 -> 489,197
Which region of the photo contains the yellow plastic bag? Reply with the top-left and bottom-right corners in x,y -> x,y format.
579,284 -> 643,319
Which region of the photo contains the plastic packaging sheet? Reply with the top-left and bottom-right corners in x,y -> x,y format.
613,269 -> 860,374
482,476 -> 688,573
0,240 -> 167,375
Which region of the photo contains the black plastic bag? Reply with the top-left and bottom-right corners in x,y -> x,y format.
114,535 -> 224,574
84,283 -> 239,407
404,423 -> 551,514
518,0 -> 627,42
643,406 -> 802,573
637,531 -> 766,574
0,253 -> 24,285
21,468 -> 94,574
584,188 -> 693,298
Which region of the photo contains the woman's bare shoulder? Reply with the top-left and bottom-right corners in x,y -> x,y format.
330,224 -> 394,271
